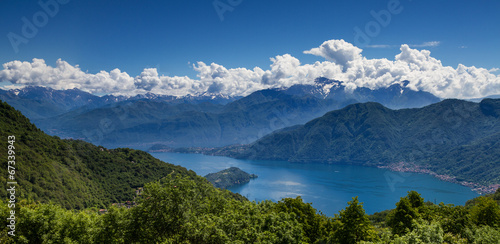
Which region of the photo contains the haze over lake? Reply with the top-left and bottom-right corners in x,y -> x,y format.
151,152 -> 479,216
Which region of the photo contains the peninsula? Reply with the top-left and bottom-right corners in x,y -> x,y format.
205,167 -> 258,189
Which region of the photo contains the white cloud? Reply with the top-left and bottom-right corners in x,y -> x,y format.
409,41 -> 441,48
1,39 -> 500,99
366,44 -> 394,48
366,41 -> 440,49
0,58 -> 136,94
303,39 -> 362,70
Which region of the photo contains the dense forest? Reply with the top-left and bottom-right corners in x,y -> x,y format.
1,99 -> 499,243
1,175 -> 499,243
0,100 -> 197,209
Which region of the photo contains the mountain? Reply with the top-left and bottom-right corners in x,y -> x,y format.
36,89 -> 342,148
0,86 -> 127,120
221,99 -> 500,186
0,99 -> 196,209
280,78 -> 441,109
35,99 -> 225,146
467,94 -> 500,103
0,86 -> 239,121
3,79 -> 441,149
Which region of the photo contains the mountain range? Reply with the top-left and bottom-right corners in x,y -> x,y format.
1,78 -> 441,148
1,92 -> 499,243
0,86 -> 238,120
212,98 -> 500,187
280,78 -> 440,109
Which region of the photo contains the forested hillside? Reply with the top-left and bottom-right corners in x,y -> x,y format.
0,100 -> 196,209
225,99 -> 500,187
205,167 -> 258,189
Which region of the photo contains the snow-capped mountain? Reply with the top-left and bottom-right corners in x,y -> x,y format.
0,86 -> 239,120
279,78 -> 441,109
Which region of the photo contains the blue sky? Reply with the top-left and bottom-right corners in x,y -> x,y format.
0,0 -> 499,98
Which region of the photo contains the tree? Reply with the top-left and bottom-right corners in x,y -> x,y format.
470,196 -> 500,227
473,225 -> 500,243
275,196 -> 324,243
334,196 -> 378,244
407,190 -> 424,209
393,221 -> 444,243
440,205 -> 473,238
387,197 -> 419,236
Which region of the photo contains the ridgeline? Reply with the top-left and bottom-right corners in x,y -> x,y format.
0,99 -> 196,209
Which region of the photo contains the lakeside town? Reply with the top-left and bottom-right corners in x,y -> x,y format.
149,143 -> 499,195
379,162 -> 500,195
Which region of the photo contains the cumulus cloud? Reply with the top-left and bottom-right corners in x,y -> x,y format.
0,58 -> 135,94
303,39 -> 362,69
1,39 -> 500,99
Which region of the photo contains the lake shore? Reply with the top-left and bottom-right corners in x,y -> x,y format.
378,162 -> 499,195
150,146 -> 499,195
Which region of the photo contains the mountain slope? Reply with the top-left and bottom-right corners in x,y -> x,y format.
36,99 -> 224,144
227,99 -> 500,185
0,99 -> 195,209
3,79 -> 441,149
36,89 -> 341,148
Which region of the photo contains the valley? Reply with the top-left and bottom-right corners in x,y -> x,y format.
2,1 -> 500,241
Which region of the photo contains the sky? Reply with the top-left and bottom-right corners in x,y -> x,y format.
0,0 -> 499,98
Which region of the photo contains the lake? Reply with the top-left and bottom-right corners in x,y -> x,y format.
150,152 -> 480,216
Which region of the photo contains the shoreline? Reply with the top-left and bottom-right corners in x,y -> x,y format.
378,162 -> 499,195
150,148 -> 499,195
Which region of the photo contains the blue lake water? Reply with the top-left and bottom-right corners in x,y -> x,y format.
150,152 -> 480,216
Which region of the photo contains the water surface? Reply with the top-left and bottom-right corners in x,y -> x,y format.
151,152 -> 479,216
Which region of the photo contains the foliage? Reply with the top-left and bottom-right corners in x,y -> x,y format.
473,225 -> 500,244
469,196 -> 500,227
466,187 -> 500,206
387,196 -> 420,236
392,221 -> 444,244
1,182 -> 500,243
334,197 -> 378,244
274,196 -> 329,243
204,167 -> 257,189
0,100 -> 196,209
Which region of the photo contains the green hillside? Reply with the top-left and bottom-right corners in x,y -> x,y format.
226,99 -> 500,186
205,167 -> 258,189
0,100 -> 195,209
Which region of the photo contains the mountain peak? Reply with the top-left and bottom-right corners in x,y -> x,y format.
314,77 -> 343,86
